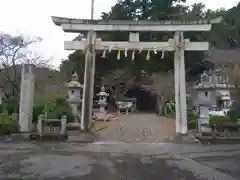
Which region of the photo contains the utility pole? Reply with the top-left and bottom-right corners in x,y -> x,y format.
81,0 -> 96,131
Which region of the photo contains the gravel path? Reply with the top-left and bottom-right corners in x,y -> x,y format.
97,113 -> 176,142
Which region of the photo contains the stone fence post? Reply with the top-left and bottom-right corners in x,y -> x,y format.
37,114 -> 44,136
61,115 -> 67,135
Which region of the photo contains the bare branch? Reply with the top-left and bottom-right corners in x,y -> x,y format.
0,32 -> 51,99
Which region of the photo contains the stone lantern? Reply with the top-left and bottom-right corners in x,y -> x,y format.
96,85 -> 109,121
65,72 -> 83,126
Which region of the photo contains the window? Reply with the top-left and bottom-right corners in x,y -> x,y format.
204,92 -> 208,97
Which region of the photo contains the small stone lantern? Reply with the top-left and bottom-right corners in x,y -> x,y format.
97,85 -> 109,121
66,72 -> 83,125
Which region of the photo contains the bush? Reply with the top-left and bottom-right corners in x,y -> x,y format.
0,113 -> 19,135
188,120 -> 196,130
0,105 -> 3,114
187,109 -> 198,121
209,115 -> 230,124
32,104 -> 45,123
4,99 -> 19,115
227,108 -> 240,122
41,97 -> 74,123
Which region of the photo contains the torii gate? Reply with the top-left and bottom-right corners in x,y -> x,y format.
52,17 -> 220,134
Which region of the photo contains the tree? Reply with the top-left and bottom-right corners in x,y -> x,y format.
102,68 -> 135,100
140,71 -> 174,116
60,0 -> 240,113
0,33 -> 50,100
60,50 -> 85,82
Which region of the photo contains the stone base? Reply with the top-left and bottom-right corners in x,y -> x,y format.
30,134 -> 68,141
67,132 -> 98,143
66,123 -> 82,131
165,133 -> 199,144
0,133 -> 32,142
196,136 -> 240,144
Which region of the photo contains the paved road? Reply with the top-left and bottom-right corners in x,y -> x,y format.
0,142 -> 240,179
97,113 -> 176,142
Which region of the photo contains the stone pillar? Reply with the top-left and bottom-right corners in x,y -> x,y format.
37,114 -> 44,136
61,115 -> 67,135
19,64 -> 35,132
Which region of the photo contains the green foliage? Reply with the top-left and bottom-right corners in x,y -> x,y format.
0,105 -> 3,114
0,113 -> 19,135
186,109 -> 198,130
4,99 -> 19,115
32,104 -> 45,124
44,97 -> 74,123
227,108 -> 240,122
187,109 -> 198,121
188,120 -> 196,130
60,50 -> 85,82
165,102 -> 175,116
209,115 -> 230,124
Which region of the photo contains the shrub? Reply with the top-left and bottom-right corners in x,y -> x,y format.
42,97 -> 74,123
209,115 -> 230,124
227,108 -> 240,122
187,109 -> 198,121
0,113 -> 19,135
32,104 -> 45,123
0,105 -> 3,113
188,120 -> 196,130
4,99 -> 19,115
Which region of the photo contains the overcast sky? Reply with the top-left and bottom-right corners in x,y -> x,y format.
0,0 -> 239,68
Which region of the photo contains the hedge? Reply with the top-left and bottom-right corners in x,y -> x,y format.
0,113 -> 19,135
209,115 -> 230,124
188,120 -> 196,130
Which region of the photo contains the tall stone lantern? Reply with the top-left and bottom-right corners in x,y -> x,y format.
66,72 -> 83,127
96,85 -> 109,121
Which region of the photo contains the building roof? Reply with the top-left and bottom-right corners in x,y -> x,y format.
205,48 -> 240,64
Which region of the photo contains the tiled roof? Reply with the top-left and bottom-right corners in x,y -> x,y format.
205,48 -> 240,64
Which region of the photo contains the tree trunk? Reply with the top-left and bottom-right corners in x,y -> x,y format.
156,94 -> 163,116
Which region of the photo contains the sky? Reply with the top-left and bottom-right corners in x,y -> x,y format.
0,0 -> 239,68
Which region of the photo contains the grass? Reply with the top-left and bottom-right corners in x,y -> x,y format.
90,121 -> 109,132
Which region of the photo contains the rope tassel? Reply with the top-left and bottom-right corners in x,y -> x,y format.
153,47 -> 157,54
109,46 -> 112,52
124,48 -> 128,57
132,50 -> 135,61
161,50 -> 165,59
146,50 -> 150,60
102,50 -> 106,58
117,49 -> 121,60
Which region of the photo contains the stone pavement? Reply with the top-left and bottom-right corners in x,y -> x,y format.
0,142 -> 240,179
97,113 -> 176,142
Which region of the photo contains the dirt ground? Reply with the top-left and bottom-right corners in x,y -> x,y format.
95,113 -> 176,142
